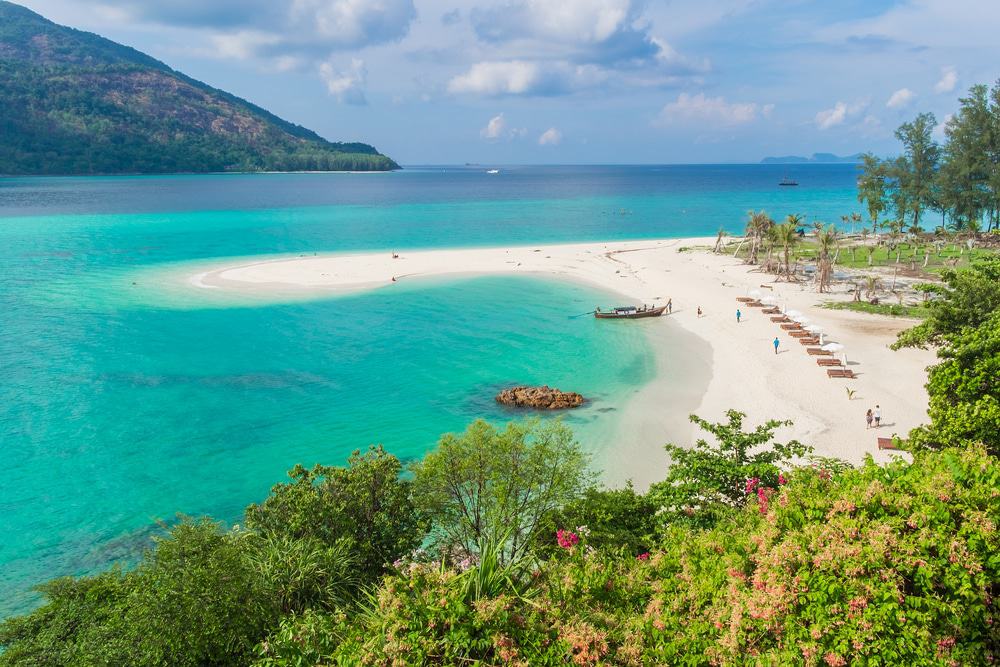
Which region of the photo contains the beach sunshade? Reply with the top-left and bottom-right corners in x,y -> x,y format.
785,309 -> 802,318
761,295 -> 777,305
805,324 -> 823,332
792,314 -> 810,323
821,343 -> 844,352
749,289 -> 762,298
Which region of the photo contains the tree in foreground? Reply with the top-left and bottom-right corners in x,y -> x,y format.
648,410 -> 812,527
245,445 -> 424,583
410,419 -> 593,564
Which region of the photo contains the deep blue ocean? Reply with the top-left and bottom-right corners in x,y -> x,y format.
0,164 -> 860,615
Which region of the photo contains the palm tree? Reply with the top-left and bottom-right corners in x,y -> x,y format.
712,227 -> 728,253
743,210 -> 773,265
775,218 -> 800,281
816,225 -> 839,293
864,275 -> 881,299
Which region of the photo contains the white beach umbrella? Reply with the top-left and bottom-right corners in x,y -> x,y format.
749,289 -> 762,299
761,295 -> 777,305
822,342 -> 846,364
806,325 -> 824,344
792,314 -> 810,324
785,309 -> 801,318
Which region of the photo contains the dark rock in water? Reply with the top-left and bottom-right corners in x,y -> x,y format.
496,385 -> 585,410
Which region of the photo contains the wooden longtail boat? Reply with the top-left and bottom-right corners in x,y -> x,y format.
594,305 -> 667,319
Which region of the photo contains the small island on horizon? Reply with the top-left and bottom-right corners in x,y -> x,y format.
0,1 -> 398,176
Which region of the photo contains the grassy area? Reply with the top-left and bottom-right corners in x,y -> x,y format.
720,237 -> 997,273
822,300 -> 929,318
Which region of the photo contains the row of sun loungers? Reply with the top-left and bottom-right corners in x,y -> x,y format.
739,295 -> 858,382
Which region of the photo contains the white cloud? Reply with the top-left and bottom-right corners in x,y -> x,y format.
886,88 -> 915,109
814,100 -> 868,130
319,58 -> 368,105
655,93 -> 765,127
104,0 -> 417,57
934,66 -> 958,94
453,62 -> 542,96
538,128 -> 562,145
480,113 -> 507,139
448,61 -> 606,96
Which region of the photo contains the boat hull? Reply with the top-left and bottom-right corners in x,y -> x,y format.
594,306 -> 667,319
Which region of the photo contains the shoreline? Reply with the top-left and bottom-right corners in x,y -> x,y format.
179,238 -> 936,485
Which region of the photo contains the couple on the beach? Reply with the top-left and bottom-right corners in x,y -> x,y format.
866,405 -> 882,429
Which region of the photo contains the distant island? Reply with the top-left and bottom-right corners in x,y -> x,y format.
760,152 -> 862,164
0,1 -> 398,175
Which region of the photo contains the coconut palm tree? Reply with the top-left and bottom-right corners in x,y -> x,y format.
743,210 -> 773,265
775,219 -> 800,281
816,225 -> 839,293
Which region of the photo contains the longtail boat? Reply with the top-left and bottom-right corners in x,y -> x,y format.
594,305 -> 667,319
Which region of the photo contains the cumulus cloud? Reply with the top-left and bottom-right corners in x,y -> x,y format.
452,0 -> 707,98
934,66 -> 958,94
481,113 -> 508,139
479,113 -> 526,140
470,0 -> 659,65
538,128 -> 562,145
448,60 -> 606,96
319,58 -> 368,105
100,0 -> 417,58
814,100 -> 868,130
655,93 -> 767,127
886,88 -> 915,109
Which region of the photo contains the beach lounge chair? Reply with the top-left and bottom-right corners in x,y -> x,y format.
780,323 -> 801,331
816,358 -> 842,367
789,330 -> 811,338
737,297 -> 755,303
770,316 -> 790,323
806,348 -> 832,355
877,437 -> 900,450
747,301 -> 764,307
762,307 -> 780,314
799,337 -> 820,345
826,369 -> 856,379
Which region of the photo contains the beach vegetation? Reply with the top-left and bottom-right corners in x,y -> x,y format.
649,410 -> 811,527
245,445 -> 425,585
410,419 -> 593,565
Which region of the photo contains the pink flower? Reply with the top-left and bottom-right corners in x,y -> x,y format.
637,552 -> 650,561
556,528 -> 579,549
778,473 -> 787,485
745,478 -> 760,494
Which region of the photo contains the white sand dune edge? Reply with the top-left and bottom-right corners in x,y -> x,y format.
191,238 -> 935,488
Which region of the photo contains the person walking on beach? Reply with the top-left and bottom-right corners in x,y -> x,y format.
874,405 -> 881,428
736,309 -> 742,323
667,298 -> 672,314
696,306 -> 702,317
773,337 -> 780,354
866,409 -> 873,429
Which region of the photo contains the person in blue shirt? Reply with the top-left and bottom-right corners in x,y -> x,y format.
736,309 -> 742,323
773,337 -> 780,354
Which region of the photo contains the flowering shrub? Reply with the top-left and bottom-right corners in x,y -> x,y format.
270,446 -> 1000,666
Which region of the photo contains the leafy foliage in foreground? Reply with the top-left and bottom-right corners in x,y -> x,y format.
0,3 -> 398,174
262,447 -> 1000,666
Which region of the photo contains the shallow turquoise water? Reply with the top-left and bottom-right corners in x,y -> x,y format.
0,165 -> 860,615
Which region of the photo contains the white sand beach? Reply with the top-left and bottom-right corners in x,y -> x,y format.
189,239 -> 936,487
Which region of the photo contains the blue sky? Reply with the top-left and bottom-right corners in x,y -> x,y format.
19,0 -> 1000,164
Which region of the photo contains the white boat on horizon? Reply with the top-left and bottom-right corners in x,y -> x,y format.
486,169 -> 500,174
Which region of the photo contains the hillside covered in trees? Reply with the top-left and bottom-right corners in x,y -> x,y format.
0,2 -> 398,175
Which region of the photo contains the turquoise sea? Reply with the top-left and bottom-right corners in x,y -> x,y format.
0,165 -> 860,615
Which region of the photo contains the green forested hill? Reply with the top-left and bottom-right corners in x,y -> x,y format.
0,2 -> 398,175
